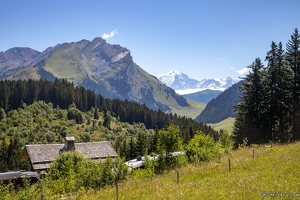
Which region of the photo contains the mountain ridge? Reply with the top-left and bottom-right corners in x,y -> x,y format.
156,70 -> 237,94
0,38 -> 189,112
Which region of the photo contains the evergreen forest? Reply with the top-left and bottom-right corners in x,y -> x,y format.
234,28 -> 300,145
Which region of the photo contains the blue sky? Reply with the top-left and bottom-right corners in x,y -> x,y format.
1,0 -> 299,80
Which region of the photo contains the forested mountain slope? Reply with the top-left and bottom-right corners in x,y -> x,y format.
0,79 -> 211,133
0,78 -> 218,172
195,81 -> 242,123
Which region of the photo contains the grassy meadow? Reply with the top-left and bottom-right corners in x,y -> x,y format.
72,142 -> 300,200
209,117 -> 235,134
170,99 -> 206,119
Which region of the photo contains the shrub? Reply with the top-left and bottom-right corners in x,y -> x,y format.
155,124 -> 186,173
186,132 -> 222,163
218,130 -> 233,153
46,152 -> 128,194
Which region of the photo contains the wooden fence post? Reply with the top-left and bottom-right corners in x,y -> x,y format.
228,159 -> 231,172
116,181 -> 119,200
177,171 -> 179,184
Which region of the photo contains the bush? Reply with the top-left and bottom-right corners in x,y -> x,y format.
48,151 -> 85,192
186,132 -> 222,163
154,124 -> 187,173
46,151 -> 128,194
219,130 -> 233,153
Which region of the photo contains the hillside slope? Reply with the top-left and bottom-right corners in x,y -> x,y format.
183,89 -> 222,103
195,81 -> 242,123
78,142 -> 300,199
208,117 -> 235,133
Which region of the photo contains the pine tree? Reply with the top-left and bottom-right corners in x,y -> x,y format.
265,41 -> 279,142
286,28 -> 300,140
135,131 -> 148,156
233,58 -> 266,144
94,107 -> 99,119
103,111 -> 111,129
128,137 -> 136,159
0,81 -> 10,111
0,138 -> 8,172
120,139 -> 130,160
265,42 -> 292,142
0,108 -> 6,120
276,42 -> 292,142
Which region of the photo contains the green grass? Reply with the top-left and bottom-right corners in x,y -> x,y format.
73,142 -> 300,200
209,117 -> 235,133
7,66 -> 40,80
170,99 -> 206,119
44,44 -> 88,81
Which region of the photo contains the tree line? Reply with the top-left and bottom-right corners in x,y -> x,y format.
234,28 -> 300,145
0,78 -> 216,137
0,78 -> 220,172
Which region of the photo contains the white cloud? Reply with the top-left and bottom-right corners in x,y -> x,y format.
102,29 -> 118,39
237,67 -> 250,74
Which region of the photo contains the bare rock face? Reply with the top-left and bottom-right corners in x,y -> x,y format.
0,47 -> 40,78
0,38 -> 189,111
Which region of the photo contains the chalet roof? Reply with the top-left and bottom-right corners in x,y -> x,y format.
20,141 -> 117,171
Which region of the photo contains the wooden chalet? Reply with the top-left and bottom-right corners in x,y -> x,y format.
20,137 -> 118,173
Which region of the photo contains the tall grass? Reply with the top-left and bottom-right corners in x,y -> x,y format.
2,142 -> 299,199
77,142 -> 300,200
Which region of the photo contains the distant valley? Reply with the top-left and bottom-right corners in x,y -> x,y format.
156,70 -> 242,126
195,81 -> 242,124
156,71 -> 241,128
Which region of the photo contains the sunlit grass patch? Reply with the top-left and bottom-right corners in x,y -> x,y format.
86,142 -> 300,200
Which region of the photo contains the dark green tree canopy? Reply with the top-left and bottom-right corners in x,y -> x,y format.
234,28 -> 300,145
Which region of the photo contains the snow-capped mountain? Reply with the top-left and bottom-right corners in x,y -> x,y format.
156,70 -> 237,95
156,71 -> 199,90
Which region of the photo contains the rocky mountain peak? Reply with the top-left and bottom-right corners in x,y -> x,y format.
0,47 -> 41,77
157,71 -> 238,94
0,37 -> 188,112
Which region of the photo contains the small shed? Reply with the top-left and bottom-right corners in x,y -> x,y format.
20,137 -> 118,173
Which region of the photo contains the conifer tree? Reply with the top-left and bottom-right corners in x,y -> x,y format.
93,107 -> 99,119
265,41 -> 279,142
276,42 -> 292,142
233,58 -> 266,144
0,108 -> 6,120
120,139 -> 130,160
128,137 -> 136,159
0,138 -> 8,172
135,131 -> 148,156
265,41 -> 292,142
286,28 -> 300,140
